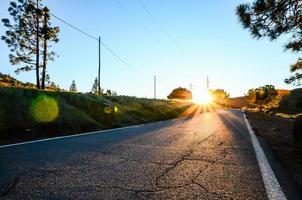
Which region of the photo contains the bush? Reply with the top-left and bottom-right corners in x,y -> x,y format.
167,87 -> 192,100
246,85 -> 278,104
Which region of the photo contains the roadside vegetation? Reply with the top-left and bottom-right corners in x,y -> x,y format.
240,86 -> 302,191
243,85 -> 302,117
0,86 -> 192,144
209,83 -> 302,191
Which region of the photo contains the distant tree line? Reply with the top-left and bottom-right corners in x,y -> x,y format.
68,78 -> 117,96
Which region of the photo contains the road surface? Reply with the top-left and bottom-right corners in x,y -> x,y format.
0,109 -> 276,199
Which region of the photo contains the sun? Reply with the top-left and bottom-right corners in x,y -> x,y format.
193,91 -> 212,104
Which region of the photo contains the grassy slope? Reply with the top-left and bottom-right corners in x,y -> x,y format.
0,87 -> 192,144
225,96 -> 253,108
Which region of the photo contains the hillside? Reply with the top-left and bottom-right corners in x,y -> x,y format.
277,88 -> 302,114
0,87 -> 193,144
224,89 -> 302,116
0,73 -> 36,88
226,96 -> 253,108
0,72 -> 62,91
255,88 -> 302,116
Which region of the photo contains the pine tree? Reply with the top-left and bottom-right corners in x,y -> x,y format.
91,77 -> 102,95
1,0 -> 59,89
236,0 -> 302,85
69,80 -> 77,92
41,7 -> 59,89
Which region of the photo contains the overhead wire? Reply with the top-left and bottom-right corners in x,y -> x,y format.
32,0 -> 175,97
135,0 -> 184,53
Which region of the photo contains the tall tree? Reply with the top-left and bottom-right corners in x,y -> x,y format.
41,7 -> 59,89
2,0 -> 40,87
35,0 -> 41,88
1,0 -> 59,89
236,0 -> 302,85
69,80 -> 77,92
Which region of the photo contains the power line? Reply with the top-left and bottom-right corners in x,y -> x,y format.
135,0 -> 184,52
113,0 -> 165,48
49,11 -> 176,95
100,42 -> 141,74
49,13 -> 98,41
49,12 -> 142,74
135,0 -> 200,75
113,0 -> 178,91
28,0 -> 173,98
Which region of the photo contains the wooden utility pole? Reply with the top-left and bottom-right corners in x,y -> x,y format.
98,36 -> 101,95
41,8 -> 49,89
35,0 -> 40,89
206,76 -> 210,91
154,75 -> 156,99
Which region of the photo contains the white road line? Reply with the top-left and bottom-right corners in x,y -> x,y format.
242,111 -> 287,200
0,116 -> 188,149
0,120 -> 169,149
0,124 -> 143,149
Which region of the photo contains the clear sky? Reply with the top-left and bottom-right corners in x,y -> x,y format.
0,0 -> 299,98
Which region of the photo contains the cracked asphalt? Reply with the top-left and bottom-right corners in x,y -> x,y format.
0,109 -> 268,199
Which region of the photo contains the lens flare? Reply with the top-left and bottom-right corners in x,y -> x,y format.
30,95 -> 59,123
104,105 -> 119,114
114,106 -> 119,113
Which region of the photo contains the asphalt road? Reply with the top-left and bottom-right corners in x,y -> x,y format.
0,109 -> 270,199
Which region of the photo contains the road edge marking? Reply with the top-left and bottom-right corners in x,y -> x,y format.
0,120 -> 168,149
242,111 -> 287,200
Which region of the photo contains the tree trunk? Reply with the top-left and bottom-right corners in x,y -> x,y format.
41,9 -> 48,90
35,0 -> 40,89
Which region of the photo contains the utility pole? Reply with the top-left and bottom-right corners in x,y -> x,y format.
154,75 -> 156,99
189,83 -> 193,93
206,76 -> 210,91
98,36 -> 101,95
189,83 -> 193,99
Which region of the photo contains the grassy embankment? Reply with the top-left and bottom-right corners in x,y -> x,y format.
0,87 -> 193,144
244,88 -> 302,190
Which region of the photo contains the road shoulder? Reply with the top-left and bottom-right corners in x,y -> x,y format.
246,111 -> 302,199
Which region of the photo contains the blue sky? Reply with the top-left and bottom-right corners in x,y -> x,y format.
0,0 -> 298,98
